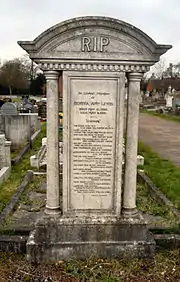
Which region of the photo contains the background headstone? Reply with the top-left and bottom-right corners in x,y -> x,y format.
1,102 -> 18,116
20,101 -> 34,113
38,101 -> 46,119
166,96 -> 173,108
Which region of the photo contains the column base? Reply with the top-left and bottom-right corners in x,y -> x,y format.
45,206 -> 61,215
122,208 -> 139,218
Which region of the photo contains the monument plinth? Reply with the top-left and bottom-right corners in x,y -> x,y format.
18,16 -> 171,262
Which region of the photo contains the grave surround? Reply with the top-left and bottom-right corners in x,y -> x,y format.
18,16 -> 171,262
0,102 -> 39,148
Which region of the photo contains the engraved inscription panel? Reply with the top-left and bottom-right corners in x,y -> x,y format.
70,77 -> 118,211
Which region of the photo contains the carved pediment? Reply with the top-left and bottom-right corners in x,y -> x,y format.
18,16 -> 172,64
49,34 -> 142,54
41,29 -> 146,60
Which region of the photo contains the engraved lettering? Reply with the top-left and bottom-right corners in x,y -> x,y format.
70,79 -> 117,211
100,37 -> 110,52
93,36 -> 97,52
82,37 -> 91,52
81,36 -> 110,52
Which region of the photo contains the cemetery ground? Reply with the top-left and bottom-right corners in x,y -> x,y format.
139,112 -> 180,167
0,119 -> 180,280
0,249 -> 179,281
140,109 -> 180,123
0,122 -> 46,213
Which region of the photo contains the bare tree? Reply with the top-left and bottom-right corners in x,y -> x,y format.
0,58 -> 29,96
20,54 -> 40,80
145,57 -> 167,79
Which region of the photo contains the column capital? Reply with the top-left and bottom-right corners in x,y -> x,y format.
127,72 -> 143,82
44,70 -> 59,80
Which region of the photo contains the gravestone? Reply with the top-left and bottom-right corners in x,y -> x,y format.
0,102 -> 31,148
38,101 -> 46,119
18,16 -> 171,262
166,96 -> 173,108
1,102 -> 18,115
20,101 -> 34,113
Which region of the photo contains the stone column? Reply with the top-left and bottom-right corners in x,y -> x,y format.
44,70 -> 60,214
123,72 -> 143,217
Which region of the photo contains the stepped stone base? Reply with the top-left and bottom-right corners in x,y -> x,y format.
27,215 -> 155,263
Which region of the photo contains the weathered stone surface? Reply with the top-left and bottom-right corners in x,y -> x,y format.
0,115 -> 31,149
44,71 -> 60,214
0,134 -> 11,169
18,16 -> 171,65
8,210 -> 44,229
0,167 -> 11,184
123,73 -> 143,215
1,102 -> 18,116
19,113 -> 40,134
0,235 -> 28,253
63,71 -> 125,217
27,216 -> 155,262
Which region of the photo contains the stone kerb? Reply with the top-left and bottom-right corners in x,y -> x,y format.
0,134 -> 11,184
0,134 -> 11,168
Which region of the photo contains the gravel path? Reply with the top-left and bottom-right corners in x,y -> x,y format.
139,113 -> 180,166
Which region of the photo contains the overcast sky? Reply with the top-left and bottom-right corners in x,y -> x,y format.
0,0 -> 179,66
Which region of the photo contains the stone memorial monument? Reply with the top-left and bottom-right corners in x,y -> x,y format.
18,16 -> 171,262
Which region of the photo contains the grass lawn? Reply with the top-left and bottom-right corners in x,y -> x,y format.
12,97 -> 21,103
138,141 -> 180,210
0,123 -> 46,213
0,251 -> 179,281
140,109 -> 180,122
137,184 -> 171,218
10,144 -> 28,160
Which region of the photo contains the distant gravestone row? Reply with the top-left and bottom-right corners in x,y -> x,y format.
0,100 -> 35,116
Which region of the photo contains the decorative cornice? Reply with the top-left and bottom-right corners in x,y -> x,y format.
38,62 -> 150,73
